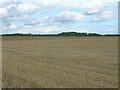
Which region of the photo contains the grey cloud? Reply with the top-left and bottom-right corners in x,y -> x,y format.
0,0 -> 118,34
0,17 -> 11,27
92,7 -> 116,23
54,11 -> 86,23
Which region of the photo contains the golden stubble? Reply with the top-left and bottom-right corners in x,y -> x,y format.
2,36 -> 118,88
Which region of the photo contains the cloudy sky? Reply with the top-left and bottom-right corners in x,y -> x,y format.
0,0 -> 119,34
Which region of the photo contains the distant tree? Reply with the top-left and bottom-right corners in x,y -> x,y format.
88,33 -> 100,36
3,32 -> 120,36
59,32 -> 88,36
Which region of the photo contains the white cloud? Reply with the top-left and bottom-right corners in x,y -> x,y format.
80,0 -> 103,14
17,3 -> 39,14
3,24 -> 17,30
101,10 -> 113,19
9,24 -> 17,29
1,2 -> 41,19
8,17 -> 17,20
92,7 -> 115,22
0,0 -> 118,34
15,25 -> 61,33
25,11 -> 86,26
101,0 -> 119,4
1,0 -> 118,18
0,8 -> 8,17
23,25 -> 32,28
7,4 -> 17,9
24,16 -> 53,26
38,23 -> 46,26
55,11 -> 86,23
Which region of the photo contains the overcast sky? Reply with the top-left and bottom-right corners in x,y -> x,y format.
0,0 -> 119,34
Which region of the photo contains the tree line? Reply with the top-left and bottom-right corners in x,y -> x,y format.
1,32 -> 120,36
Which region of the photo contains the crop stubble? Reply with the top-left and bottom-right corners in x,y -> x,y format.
2,36 -> 118,88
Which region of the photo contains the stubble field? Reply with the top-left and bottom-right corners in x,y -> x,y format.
2,36 -> 118,88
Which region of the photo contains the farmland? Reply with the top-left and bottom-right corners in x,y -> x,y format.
0,36 -> 2,89
2,36 -> 118,88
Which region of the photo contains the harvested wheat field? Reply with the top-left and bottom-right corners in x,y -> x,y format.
0,37 -> 2,89
2,36 -> 118,88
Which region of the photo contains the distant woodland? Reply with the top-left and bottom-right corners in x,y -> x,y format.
1,32 -> 120,36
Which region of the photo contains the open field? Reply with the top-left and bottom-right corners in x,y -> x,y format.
0,36 -> 2,89
2,36 -> 118,88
